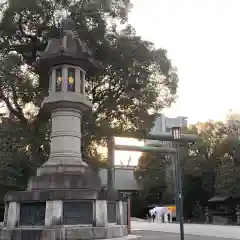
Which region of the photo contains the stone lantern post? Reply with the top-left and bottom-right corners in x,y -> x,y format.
0,17 -> 141,240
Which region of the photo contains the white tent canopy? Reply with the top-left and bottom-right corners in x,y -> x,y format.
149,206 -> 172,223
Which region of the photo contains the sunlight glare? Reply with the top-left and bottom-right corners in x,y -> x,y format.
114,137 -> 144,166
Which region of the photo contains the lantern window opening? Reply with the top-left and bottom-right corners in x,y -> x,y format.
55,68 -> 63,92
67,68 -> 75,92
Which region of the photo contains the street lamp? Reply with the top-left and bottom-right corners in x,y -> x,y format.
172,127 -> 184,240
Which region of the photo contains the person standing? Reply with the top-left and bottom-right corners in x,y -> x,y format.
161,212 -> 165,223
167,212 -> 171,223
152,212 -> 156,222
204,206 -> 209,224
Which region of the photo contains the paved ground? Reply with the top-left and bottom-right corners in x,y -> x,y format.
131,221 -> 240,239
132,230 -> 237,240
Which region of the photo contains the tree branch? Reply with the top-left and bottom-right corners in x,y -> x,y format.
0,88 -> 27,125
16,15 -> 39,63
9,81 -> 27,124
17,15 -> 37,40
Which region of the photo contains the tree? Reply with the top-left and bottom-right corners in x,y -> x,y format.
213,136 -> 240,196
185,121 -> 233,197
182,121 -> 240,219
134,120 -> 240,219
135,144 -> 171,205
0,0 -> 178,204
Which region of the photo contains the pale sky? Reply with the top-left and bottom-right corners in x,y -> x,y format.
115,0 -> 240,165
129,0 -> 240,124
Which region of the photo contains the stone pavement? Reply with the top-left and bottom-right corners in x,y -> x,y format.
131,221 -> 240,239
133,230 -> 236,240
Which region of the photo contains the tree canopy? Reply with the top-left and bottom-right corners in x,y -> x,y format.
134,121 -> 240,219
0,0 -> 178,143
135,145 -> 170,204
0,0 -> 178,214
189,121 -> 240,197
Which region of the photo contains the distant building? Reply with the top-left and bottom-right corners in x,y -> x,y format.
226,112 -> 240,129
146,113 -> 188,145
226,111 -> 240,137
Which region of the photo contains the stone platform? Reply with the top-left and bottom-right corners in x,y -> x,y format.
1,177 -> 130,239
0,148 -> 132,240
0,225 -> 142,240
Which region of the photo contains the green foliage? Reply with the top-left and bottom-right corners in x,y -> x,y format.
183,121 -> 240,196
183,121 -> 240,219
134,121 -> 240,219
135,128 -> 192,205
0,0 -> 177,137
135,143 -> 171,204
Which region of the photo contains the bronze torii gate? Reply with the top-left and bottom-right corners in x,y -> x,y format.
107,129 -> 199,240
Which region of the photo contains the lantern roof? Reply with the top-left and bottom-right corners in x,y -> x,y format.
36,16 -> 101,73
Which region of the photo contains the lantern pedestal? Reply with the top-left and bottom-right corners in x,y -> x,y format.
0,228 -> 140,240
37,92 -> 91,176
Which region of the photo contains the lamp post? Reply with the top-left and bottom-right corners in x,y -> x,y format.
172,127 -> 184,240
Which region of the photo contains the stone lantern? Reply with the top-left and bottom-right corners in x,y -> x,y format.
0,17 -> 141,240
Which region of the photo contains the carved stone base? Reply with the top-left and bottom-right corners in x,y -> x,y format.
0,226 -> 142,240
1,151 -> 137,239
